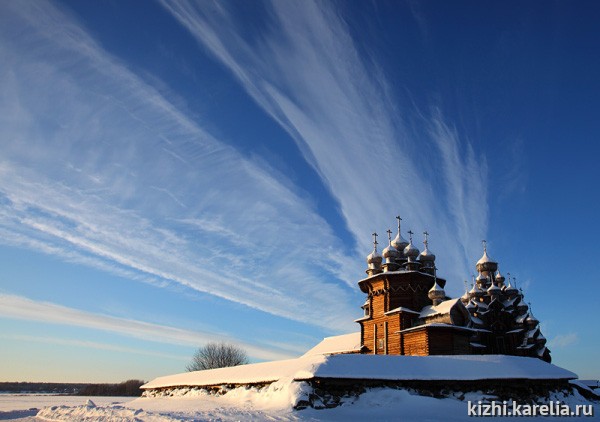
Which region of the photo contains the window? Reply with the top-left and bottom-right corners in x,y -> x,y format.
378,338 -> 384,350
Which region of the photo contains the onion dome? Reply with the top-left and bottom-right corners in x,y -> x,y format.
366,232 -> 382,269
525,313 -> 539,327
428,280 -> 445,305
487,282 -> 501,296
382,229 -> 399,262
476,271 -> 488,286
367,249 -> 382,266
403,230 -> 420,260
470,283 -> 483,299
461,282 -> 470,302
419,231 -> 435,263
516,298 -> 528,312
504,277 -> 518,295
476,240 -> 498,273
495,269 -> 505,285
391,215 -> 409,253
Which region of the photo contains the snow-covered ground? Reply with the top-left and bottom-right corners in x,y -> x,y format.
0,395 -> 128,421
2,382 -> 597,421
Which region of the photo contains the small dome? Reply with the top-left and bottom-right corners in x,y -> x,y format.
419,245 -> 435,262
476,272 -> 488,285
461,288 -> 470,301
428,281 -> 445,301
504,280 -> 518,295
404,240 -> 419,259
525,313 -> 539,326
476,250 -> 493,266
487,282 -> 501,295
391,233 -> 408,253
495,270 -> 505,284
469,283 -> 484,297
367,250 -> 382,266
476,244 -> 498,272
516,299 -> 528,311
382,244 -> 399,260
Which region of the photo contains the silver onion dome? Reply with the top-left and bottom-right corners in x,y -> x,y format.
366,232 -> 383,268
476,272 -> 488,286
504,280 -> 518,295
367,249 -> 382,266
382,229 -> 399,262
403,230 -> 419,259
382,244 -> 399,260
470,283 -> 484,297
476,240 -> 498,273
525,312 -> 539,327
428,281 -> 445,305
487,282 -> 501,296
419,231 -> 435,262
391,215 -> 409,252
495,269 -> 505,284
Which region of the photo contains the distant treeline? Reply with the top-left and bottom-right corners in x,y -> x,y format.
0,380 -> 145,396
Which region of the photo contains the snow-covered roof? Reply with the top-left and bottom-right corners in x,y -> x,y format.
385,306 -> 419,315
142,354 -> 577,390
398,323 -> 477,334
301,332 -> 362,357
419,298 -> 460,318
358,270 -> 436,284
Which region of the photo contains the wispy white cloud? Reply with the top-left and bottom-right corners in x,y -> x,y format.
0,334 -> 189,362
548,332 -> 578,348
0,294 -> 292,361
0,0 -> 361,332
160,0 -> 489,292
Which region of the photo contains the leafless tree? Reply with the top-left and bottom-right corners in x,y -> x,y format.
186,342 -> 249,371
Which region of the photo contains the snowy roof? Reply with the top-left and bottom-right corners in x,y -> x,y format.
419,298 -> 461,318
142,354 -> 577,390
301,332 -> 362,357
398,323 -> 477,334
385,306 -> 420,315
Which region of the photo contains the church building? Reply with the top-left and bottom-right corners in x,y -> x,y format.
355,216 -> 551,362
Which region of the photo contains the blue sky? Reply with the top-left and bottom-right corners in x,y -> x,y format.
0,0 -> 598,382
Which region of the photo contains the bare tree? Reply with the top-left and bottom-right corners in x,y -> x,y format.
186,342 -> 249,371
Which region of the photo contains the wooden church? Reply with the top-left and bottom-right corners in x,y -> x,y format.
355,216 -> 551,362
